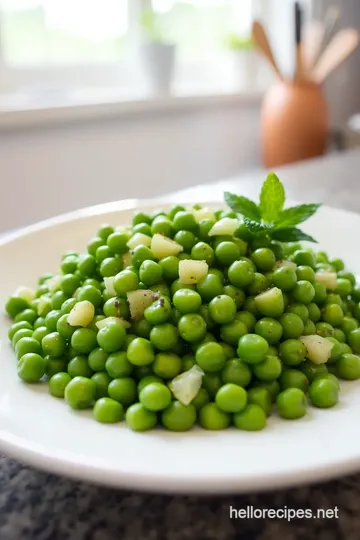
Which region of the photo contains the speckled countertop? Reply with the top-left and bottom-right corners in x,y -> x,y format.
2,149 -> 360,540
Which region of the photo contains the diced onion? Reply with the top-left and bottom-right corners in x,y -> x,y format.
127,233 -> 152,249
13,286 -> 35,303
127,289 -> 154,319
315,271 -> 337,290
300,335 -> 334,364
190,207 -> 216,223
47,275 -> 62,292
208,217 -> 238,237
68,300 -> 94,327
96,316 -> 131,330
179,259 -> 208,285
274,260 -> 297,270
151,233 -> 183,259
104,277 -> 117,297
169,365 -> 204,405
122,251 -> 132,267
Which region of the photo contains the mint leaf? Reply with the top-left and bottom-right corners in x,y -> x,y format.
243,218 -> 274,234
277,204 -> 321,228
259,173 -> 285,223
271,227 -> 317,243
224,192 -> 261,222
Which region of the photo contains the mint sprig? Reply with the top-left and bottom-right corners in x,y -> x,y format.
224,173 -> 320,243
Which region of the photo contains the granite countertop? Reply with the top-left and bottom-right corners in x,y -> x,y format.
2,149 -> 360,540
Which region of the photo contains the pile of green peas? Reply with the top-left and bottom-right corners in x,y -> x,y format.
5,203 -> 360,432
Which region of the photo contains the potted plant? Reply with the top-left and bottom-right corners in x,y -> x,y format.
226,34 -> 262,90
139,10 -> 177,95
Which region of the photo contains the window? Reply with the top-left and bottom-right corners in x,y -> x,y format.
1,0 -> 130,65
0,0 -> 270,99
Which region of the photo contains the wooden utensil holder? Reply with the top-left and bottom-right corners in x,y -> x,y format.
261,80 -> 329,168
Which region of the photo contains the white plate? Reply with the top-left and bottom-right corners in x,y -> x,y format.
1,199 -> 360,495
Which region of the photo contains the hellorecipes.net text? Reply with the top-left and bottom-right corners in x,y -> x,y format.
230,506 -> 339,521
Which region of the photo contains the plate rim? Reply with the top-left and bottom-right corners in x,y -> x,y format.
2,199 -> 360,494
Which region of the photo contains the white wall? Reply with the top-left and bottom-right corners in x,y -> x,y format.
0,99 -> 261,233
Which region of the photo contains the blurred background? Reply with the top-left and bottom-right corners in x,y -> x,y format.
0,0 -> 359,232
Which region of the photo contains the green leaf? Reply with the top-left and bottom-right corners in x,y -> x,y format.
224,192 -> 261,222
259,173 -> 285,223
277,204 -> 321,228
243,218 -> 274,234
271,227 -> 317,243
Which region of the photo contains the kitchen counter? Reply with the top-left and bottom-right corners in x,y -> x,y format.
2,149 -> 360,540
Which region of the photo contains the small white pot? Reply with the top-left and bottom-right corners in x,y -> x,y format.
233,49 -> 262,90
139,42 -> 176,95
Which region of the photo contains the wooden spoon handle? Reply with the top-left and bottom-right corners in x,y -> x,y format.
312,28 -> 360,83
252,20 -> 283,80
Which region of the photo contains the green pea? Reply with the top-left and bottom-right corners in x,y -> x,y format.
247,387 -> 272,416
276,388 -> 307,419
17,353 -> 46,382
214,241 -> 241,266
97,322 -> 126,353
271,266 -> 297,292
220,319 -> 248,346
253,355 -> 282,382
93,397 -> 124,423
301,360 -> 328,383
42,332 -> 66,358
254,317 -> 283,345
196,274 -> 223,302
14,308 -> 37,325
153,353 -> 182,379
287,303 -> 309,323
161,401 -> 196,431
126,337 -> 155,366
279,313 -> 304,339
71,328 -> 98,354
178,314 -> 206,343
5,296 -> 29,318
15,337 -> 41,359
144,296 -> 172,325
159,256 -> 179,281
252,380 -> 280,403
307,302 -> 321,322
126,402 -> 157,431
150,323 -> 179,351
49,372 -> 71,398
139,260 -> 163,286
291,249 -> 316,269
8,320 -> 32,341
215,383 -> 247,413
309,379 -> 339,408
279,369 -> 308,393
279,339 -> 306,366
237,334 -> 269,365
336,353 -> 360,380
233,404 -> 266,431
173,289 -> 202,314
335,278 -> 352,297
316,321 -> 335,338
196,342 -> 226,372
198,403 -> 230,430
322,304 -> 344,326
67,356 -> 93,378
251,248 -> 276,272
107,377 -> 136,405
208,295 -> 236,324
221,358 -> 252,387
139,382 -> 172,411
